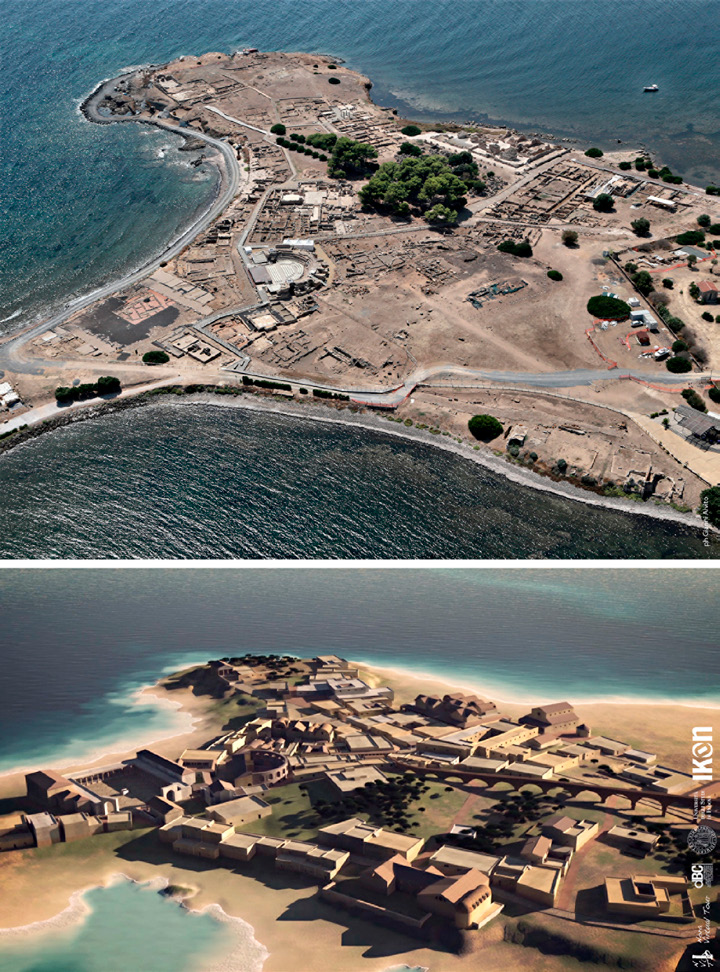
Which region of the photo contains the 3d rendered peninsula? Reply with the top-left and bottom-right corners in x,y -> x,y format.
0,652 -> 717,971
2,49 -> 720,534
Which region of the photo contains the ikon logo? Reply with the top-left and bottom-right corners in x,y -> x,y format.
692,727 -> 714,782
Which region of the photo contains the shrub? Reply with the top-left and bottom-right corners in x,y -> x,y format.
556,458 -> 568,473
706,186 -> 720,196
401,125 -> 422,137
671,340 -> 687,353
55,376 -> 122,403
618,161 -> 631,170
587,295 -> 631,320
700,486 -> 720,528
328,76 -> 341,85
662,278 -> 674,288
698,214 -> 711,227
708,224 -> 720,235
142,350 -> 169,365
497,239 -> 532,257
702,311 -> 714,322
399,141 -> 423,157
468,414 -> 503,441
547,270 -> 563,281
592,193 -> 614,212
270,123 -> 286,135
585,147 -> 603,158
676,229 -> 705,246
631,217 -> 650,235
689,282 -> 701,300
561,229 -> 578,246
709,385 -> 720,404
681,388 -> 707,412
624,261 -> 638,273
666,357 -> 692,373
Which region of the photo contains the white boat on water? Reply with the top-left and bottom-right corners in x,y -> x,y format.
644,84 -> 659,92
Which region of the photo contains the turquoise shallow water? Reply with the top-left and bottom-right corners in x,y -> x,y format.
0,878 -> 259,972
0,569 -> 717,774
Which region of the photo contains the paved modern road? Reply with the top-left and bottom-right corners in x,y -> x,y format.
0,108 -> 243,375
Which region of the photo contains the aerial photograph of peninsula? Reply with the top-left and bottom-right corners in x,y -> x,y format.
2,0 -> 720,558
0,568 -> 717,971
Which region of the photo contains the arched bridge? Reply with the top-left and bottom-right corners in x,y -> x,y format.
389,757 -> 705,816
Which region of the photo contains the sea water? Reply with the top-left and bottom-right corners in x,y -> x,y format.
0,404 -> 712,560
0,568 -> 717,775
3,0 -> 720,330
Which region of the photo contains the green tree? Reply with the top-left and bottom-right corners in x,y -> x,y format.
399,141 -> 423,157
700,486 -> 720,528
547,270 -> 563,281
677,230 -> 705,246
468,414 -> 503,441
328,136 -> 377,178
561,229 -> 578,247
662,278 -> 674,288
624,261 -> 638,273
585,147 -> 603,158
631,270 -> 655,295
708,385 -> 720,404
143,350 -> 170,365
631,217 -> 650,235
401,125 -> 422,136
592,193 -> 614,212
425,203 -> 457,224
697,214 -> 711,227
270,123 -> 286,135
687,255 -> 698,270
666,357 -> 692,373
498,239 -> 532,257
689,282 -> 701,300
587,295 -> 631,320
671,340 -> 687,353
618,161 -> 632,171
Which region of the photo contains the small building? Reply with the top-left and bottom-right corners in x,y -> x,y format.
59,812 -> 100,842
147,796 -> 184,825
417,869 -> 497,929
179,749 -> 224,773
25,812 -> 61,848
275,841 -> 349,881
697,281 -> 718,304
606,825 -> 659,857
428,845 -> 500,877
458,756 -> 509,774
647,195 -> 676,211
0,816 -> 34,852
542,815 -> 598,851
206,795 -> 271,827
605,875 -> 688,917
325,766 -> 388,796
318,817 -> 425,862
520,702 -> 579,737
624,748 -> 657,766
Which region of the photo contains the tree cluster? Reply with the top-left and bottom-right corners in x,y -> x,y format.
314,775 -> 429,831
498,239 -> 532,257
358,153 -> 472,222
681,388 -> 707,413
328,135 -> 378,178
55,376 -> 121,403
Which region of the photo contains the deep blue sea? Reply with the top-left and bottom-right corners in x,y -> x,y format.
0,403 -> 713,559
4,0 -> 720,329
3,1 -> 720,558
0,568 -> 717,775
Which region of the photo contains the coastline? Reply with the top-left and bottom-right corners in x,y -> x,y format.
0,679 -> 217,783
0,388 -> 712,542
0,657 -> 713,969
0,872 -> 269,972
